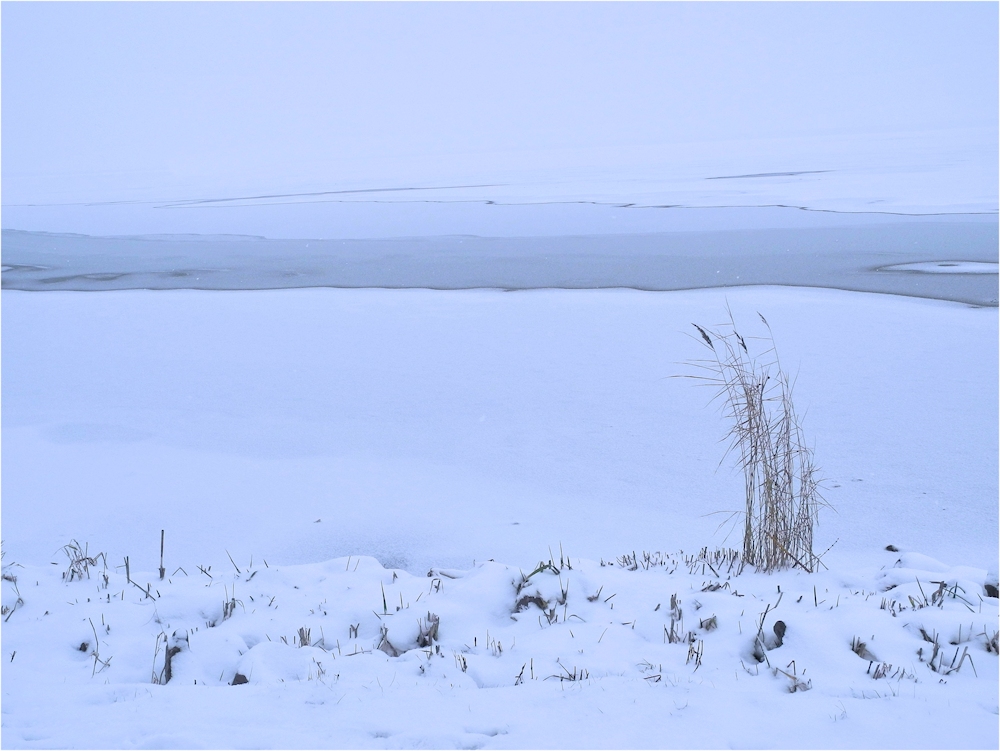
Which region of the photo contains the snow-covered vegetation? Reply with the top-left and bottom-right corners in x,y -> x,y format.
2,539 -> 997,749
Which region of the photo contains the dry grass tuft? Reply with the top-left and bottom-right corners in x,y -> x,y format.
686,310 -> 828,573
59,540 -> 108,585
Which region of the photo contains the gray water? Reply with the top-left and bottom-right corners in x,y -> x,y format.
3,221 -> 997,306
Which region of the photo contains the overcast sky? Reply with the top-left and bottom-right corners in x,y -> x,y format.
3,2 -> 997,207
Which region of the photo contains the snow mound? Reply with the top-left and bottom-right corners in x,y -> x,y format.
2,543 -> 997,748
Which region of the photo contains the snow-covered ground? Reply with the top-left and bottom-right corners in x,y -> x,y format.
1,544 -> 997,749
2,284 -> 997,748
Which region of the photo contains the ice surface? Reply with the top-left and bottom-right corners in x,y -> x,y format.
879,261 -> 999,275
3,220 -> 998,306
5,128 -> 996,240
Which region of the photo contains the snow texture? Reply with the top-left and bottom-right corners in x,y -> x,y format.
2,545 -> 997,749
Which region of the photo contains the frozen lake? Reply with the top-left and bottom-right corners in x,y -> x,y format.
3,4 -> 997,747
4,284 -> 996,576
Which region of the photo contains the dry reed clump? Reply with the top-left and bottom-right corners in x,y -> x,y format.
687,311 -> 827,573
